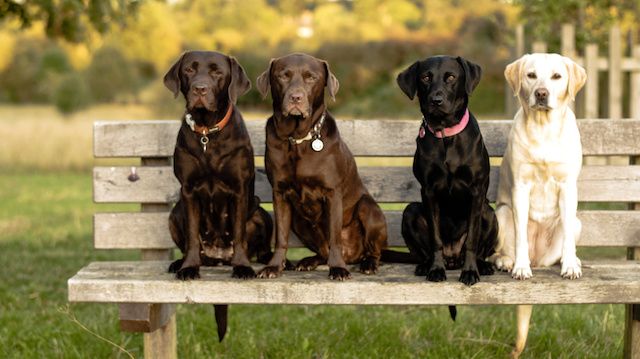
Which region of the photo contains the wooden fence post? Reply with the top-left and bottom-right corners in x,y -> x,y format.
584,44 -> 599,119
562,24 -> 577,112
609,24 -> 622,120
532,41 -> 547,53
506,24 -> 525,117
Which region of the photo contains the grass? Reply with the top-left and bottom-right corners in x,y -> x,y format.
0,170 -> 627,359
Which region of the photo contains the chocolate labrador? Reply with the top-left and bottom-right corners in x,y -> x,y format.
397,55 -> 498,287
254,53 -> 390,280
163,51 -> 272,340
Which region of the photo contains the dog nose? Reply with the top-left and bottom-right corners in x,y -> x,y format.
194,85 -> 208,96
431,95 -> 444,106
534,88 -> 549,101
290,92 -> 303,103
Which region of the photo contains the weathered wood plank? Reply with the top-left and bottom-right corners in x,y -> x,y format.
585,44 -> 600,119
609,25 -> 622,120
68,261 -> 640,305
93,165 -> 640,204
93,119 -> 640,157
119,303 -> 175,333
94,210 -> 640,250
143,314 -> 177,359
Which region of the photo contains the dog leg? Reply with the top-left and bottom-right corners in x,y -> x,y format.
419,191 -> 447,282
258,191 -> 290,278
168,203 -> 187,273
558,182 -> 582,279
477,203 -> 498,276
511,182 -> 533,280
492,204 -> 515,272
401,203 -> 435,277
176,194 -> 202,280
511,304 -> 533,358
356,195 -> 387,275
326,191 -> 351,280
459,194 -> 485,286
230,190 -> 256,279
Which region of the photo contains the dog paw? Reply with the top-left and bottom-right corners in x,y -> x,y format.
426,267 -> 447,282
415,263 -> 430,276
283,259 -> 296,271
175,266 -> 200,280
232,265 -> 256,279
511,265 -> 532,280
295,257 -> 320,271
494,255 -> 514,272
359,257 -> 379,275
329,267 -> 351,281
561,257 -> 582,280
257,266 -> 282,279
168,259 -> 184,273
459,270 -> 481,286
477,260 -> 495,276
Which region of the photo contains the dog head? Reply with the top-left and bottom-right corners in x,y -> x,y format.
256,53 -> 339,120
397,55 -> 481,128
505,53 -> 586,111
164,51 -> 251,112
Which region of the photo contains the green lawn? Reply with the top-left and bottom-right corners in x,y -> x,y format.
0,171 -> 626,358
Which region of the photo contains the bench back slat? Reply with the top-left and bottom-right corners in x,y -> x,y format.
93,165 -> 640,204
94,210 -> 640,249
94,119 -> 640,157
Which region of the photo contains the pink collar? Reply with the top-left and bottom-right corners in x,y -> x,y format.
422,108 -> 470,138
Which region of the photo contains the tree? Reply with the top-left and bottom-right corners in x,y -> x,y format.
0,0 -> 140,42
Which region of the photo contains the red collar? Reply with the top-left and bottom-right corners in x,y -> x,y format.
185,105 -> 233,135
422,108 -> 470,138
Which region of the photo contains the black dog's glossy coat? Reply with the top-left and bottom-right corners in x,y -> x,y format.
397,56 -> 498,286
164,51 -> 272,282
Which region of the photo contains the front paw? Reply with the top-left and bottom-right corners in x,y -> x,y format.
426,267 -> 447,282
257,266 -> 282,279
459,270 -> 480,286
561,257 -> 582,279
176,266 -> 200,280
168,258 -> 184,273
477,260 -> 495,276
511,264 -> 532,280
359,257 -> 379,275
295,257 -> 321,271
232,265 -> 256,279
494,255 -> 514,272
329,267 -> 351,281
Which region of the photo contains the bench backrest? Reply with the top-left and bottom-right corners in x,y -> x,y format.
93,118 -> 640,250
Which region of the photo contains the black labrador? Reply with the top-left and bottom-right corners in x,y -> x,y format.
397,56 -> 498,287
163,51 -> 273,340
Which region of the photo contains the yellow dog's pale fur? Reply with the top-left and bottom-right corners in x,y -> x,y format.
491,53 -> 587,358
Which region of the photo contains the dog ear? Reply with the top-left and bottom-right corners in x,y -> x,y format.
256,59 -> 274,99
163,52 -> 186,98
563,56 -> 587,101
396,61 -> 419,100
227,56 -> 251,104
456,57 -> 482,95
504,55 -> 528,96
322,61 -> 340,101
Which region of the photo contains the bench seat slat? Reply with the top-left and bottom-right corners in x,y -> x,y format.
94,210 -> 640,249
93,166 -> 640,203
68,260 -> 640,305
94,119 -> 640,157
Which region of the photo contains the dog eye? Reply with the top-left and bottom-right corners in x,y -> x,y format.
446,75 -> 455,83
278,73 -> 290,81
184,67 -> 195,75
551,73 -> 562,80
421,74 -> 431,83
303,73 -> 317,83
209,70 -> 222,77
527,72 -> 537,79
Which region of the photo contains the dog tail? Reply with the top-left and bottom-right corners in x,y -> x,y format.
448,305 -> 457,321
213,304 -> 228,342
380,249 -> 419,263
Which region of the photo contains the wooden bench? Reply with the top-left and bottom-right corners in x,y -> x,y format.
68,118 -> 640,358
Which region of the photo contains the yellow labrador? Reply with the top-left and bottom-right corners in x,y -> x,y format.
491,53 -> 587,357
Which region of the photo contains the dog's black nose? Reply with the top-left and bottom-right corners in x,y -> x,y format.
194,85 -> 208,96
431,95 -> 444,106
290,92 -> 303,103
534,88 -> 549,101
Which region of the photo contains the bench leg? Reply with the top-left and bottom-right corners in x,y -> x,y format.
625,304 -> 640,359
144,313 -> 177,359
